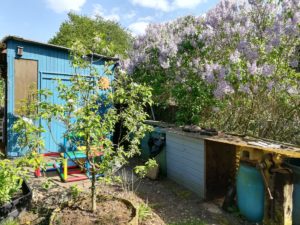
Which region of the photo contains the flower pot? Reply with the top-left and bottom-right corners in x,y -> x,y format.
146,165 -> 159,180
0,180 -> 32,220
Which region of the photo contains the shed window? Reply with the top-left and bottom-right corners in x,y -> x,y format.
14,59 -> 37,114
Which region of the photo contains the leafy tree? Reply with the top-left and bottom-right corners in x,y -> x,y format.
129,16 -> 216,125
129,0 -> 300,144
49,13 -> 133,57
14,36 -> 152,212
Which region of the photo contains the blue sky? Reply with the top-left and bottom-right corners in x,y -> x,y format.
0,0 -> 219,42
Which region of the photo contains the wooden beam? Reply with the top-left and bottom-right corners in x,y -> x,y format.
265,168 -> 293,225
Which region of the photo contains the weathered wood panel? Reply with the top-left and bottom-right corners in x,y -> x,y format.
205,140 -> 237,199
166,131 -> 205,198
14,59 -> 37,114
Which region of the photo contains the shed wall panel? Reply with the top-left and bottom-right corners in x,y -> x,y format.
166,132 -> 205,198
6,39 -> 111,156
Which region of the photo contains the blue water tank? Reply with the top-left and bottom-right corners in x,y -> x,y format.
237,163 -> 265,222
285,158 -> 300,225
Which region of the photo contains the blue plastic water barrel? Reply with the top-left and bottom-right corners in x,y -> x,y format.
237,163 -> 265,223
285,158 -> 300,225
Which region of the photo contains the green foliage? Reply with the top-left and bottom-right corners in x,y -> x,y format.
0,218 -> 19,225
41,178 -> 55,190
69,184 -> 82,200
131,16 -> 215,125
198,1 -> 300,144
49,13 -> 133,57
138,202 -> 152,222
12,85 -> 46,169
0,156 -> 29,204
130,2 -> 300,144
134,159 -> 158,178
172,75 -> 216,125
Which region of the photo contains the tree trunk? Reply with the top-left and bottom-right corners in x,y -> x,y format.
91,170 -> 97,212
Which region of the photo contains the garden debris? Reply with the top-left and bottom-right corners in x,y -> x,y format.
182,125 -> 202,133
247,141 -> 282,149
182,125 -> 218,136
199,128 -> 218,136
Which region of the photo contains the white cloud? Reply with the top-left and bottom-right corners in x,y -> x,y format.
129,0 -> 206,11
124,11 -> 136,19
172,0 -> 206,9
138,16 -> 154,22
92,4 -> 120,22
128,21 -> 149,36
45,0 -> 86,13
130,0 -> 170,12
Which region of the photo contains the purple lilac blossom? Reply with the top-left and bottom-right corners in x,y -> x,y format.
267,81 -> 275,91
262,64 -> 275,77
213,80 -> 234,99
290,59 -> 299,68
247,61 -> 257,75
230,50 -> 240,63
240,84 -> 251,94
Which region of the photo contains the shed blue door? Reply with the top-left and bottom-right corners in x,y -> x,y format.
40,72 -> 71,153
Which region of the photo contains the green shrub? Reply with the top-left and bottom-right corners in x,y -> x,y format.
0,157 -> 28,204
134,159 -> 158,178
69,184 -> 82,200
138,202 -> 152,222
41,178 -> 55,190
0,218 -> 19,225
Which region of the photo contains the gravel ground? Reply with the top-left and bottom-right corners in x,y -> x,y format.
13,165 -> 253,225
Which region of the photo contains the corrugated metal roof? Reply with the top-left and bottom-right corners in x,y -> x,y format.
1,35 -> 119,61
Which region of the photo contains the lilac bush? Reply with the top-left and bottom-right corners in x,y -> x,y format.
128,16 -> 215,124
202,0 -> 300,143
129,0 -> 300,144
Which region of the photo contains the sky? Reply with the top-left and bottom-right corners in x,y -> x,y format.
0,0 -> 219,42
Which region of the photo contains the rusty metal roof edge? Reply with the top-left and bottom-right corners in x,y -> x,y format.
1,35 -> 119,61
144,121 -> 300,158
164,127 -> 300,157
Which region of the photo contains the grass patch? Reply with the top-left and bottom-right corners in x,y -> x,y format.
138,202 -> 152,222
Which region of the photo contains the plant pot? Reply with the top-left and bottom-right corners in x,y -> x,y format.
49,196 -> 139,225
0,180 -> 32,220
146,165 -> 159,180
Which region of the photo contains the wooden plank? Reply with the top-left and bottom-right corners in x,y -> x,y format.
167,132 -> 204,149
167,152 -> 204,173
168,168 -> 205,197
166,153 -> 204,179
166,143 -> 204,168
167,166 -> 203,185
167,142 -> 204,157
166,135 -> 204,169
167,157 -> 204,180
205,136 -> 300,158
166,131 -> 205,198
265,169 -> 293,225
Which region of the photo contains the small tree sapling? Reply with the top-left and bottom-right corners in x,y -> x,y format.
14,36 -> 153,212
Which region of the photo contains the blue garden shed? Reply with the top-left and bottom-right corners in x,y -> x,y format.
0,36 -> 118,157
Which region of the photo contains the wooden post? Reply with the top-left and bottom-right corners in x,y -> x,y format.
265,168 -> 293,225
63,158 -> 68,181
